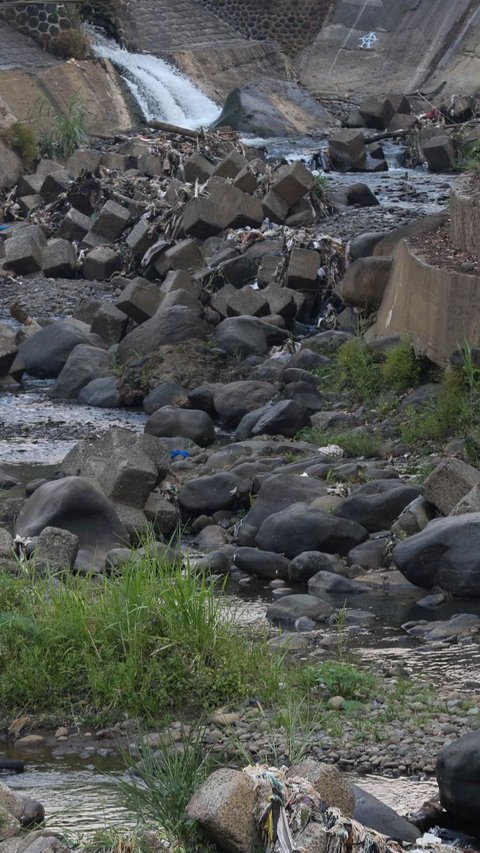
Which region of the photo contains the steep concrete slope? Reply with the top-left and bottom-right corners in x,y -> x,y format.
133,0 -> 245,52
0,19 -> 59,71
132,0 -> 286,100
297,0 -> 480,96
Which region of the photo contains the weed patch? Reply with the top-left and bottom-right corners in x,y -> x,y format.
298,427 -> 382,458
2,122 -> 38,170
0,553 -> 283,722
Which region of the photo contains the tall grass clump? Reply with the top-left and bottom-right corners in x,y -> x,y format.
334,338 -> 421,402
0,551 -> 282,722
37,97 -> 88,160
118,727 -> 214,847
401,341 -> 480,446
2,122 -> 38,170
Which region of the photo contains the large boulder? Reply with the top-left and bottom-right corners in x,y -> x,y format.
393,513 -> 480,596
213,78 -> 338,138
49,345 -> 111,399
213,381 -> 278,428
436,731 -> 480,825
423,458 -> 480,516
15,477 -> 128,572
214,316 -> 288,357
337,258 -> 392,308
18,320 -> 101,378
0,781 -> 44,826
334,481 -> 421,533
287,760 -> 354,816
61,428 -> 170,509
178,473 -> 242,515
244,399 -> 311,438
145,406 -> 216,447
232,547 -> 291,580
255,502 -> 368,558
238,474 -> 329,546
117,306 -> 210,362
267,593 -> 332,627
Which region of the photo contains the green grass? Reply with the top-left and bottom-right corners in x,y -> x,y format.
118,726 -> 215,848
2,121 -> 38,170
335,338 -> 422,402
298,427 -> 382,458
0,552 -> 283,723
400,342 -> 480,450
37,97 -> 88,160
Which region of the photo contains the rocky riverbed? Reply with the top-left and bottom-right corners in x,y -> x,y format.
2,99 -> 480,851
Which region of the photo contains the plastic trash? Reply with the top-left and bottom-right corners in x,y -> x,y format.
170,449 -> 190,460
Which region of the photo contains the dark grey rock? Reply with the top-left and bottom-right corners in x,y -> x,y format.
436,731 -> 480,824
289,551 -> 345,584
335,482 -> 421,533
233,547 -> 291,580
178,473 -> 242,515
393,513 -> 480,596
351,784 -> 420,842
145,406 -> 216,447
15,477 -> 127,573
256,502 -> 368,558
267,593 -> 332,628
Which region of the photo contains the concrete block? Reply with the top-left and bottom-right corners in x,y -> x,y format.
226,285 -> 269,317
83,247 -> 122,280
41,238 -> 76,278
212,150 -> 249,179
184,152 -> 213,183
57,208 -> 91,242
271,161 -> 314,206
262,189 -> 290,224
39,170 -> 71,203
182,197 -> 228,239
287,248 -> 320,290
116,277 -> 162,323
91,200 -> 131,242
5,231 -> 44,275
91,303 -> 128,345
163,238 -> 204,272
126,219 -> 156,256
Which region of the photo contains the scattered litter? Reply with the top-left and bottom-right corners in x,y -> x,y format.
243,764 -> 404,853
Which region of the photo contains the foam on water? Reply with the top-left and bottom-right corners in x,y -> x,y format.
88,27 -> 220,129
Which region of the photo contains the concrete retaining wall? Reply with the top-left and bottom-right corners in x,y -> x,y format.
450,177 -> 480,259
194,0 -> 333,53
367,239 -> 480,366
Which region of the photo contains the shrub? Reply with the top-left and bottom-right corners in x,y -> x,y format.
337,339 -> 383,401
401,343 -> 480,445
381,339 -> 421,392
2,122 -> 38,170
50,28 -> 91,60
300,660 -> 377,701
38,97 -> 88,160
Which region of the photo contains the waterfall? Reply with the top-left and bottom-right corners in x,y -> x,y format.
87,27 -> 221,130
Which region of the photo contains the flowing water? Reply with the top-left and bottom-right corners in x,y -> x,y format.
87,27 -> 220,129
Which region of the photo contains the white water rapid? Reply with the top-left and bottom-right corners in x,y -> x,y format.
88,28 -> 220,129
